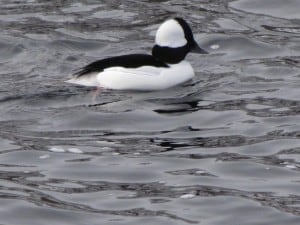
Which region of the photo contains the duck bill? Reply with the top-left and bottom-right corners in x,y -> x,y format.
191,42 -> 208,54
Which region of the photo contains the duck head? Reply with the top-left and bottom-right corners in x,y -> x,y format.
152,18 -> 208,64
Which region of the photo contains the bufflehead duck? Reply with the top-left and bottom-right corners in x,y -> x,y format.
67,18 -> 208,91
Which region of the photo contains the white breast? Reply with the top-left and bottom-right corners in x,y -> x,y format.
96,61 -> 194,90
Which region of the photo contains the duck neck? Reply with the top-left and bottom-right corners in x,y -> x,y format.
151,45 -> 189,64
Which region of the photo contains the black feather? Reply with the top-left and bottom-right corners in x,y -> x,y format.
74,54 -> 169,77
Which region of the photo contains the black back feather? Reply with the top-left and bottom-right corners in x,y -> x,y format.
74,54 -> 169,77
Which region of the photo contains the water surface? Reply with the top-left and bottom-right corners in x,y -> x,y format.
1,0 -> 300,224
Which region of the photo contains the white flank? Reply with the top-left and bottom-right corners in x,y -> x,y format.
96,61 -> 194,90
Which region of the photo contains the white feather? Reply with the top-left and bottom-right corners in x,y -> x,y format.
66,61 -> 194,90
97,61 -> 194,90
155,19 -> 187,48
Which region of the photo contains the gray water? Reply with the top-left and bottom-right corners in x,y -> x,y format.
1,0 -> 300,224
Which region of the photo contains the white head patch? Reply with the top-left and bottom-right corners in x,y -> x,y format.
155,19 -> 187,48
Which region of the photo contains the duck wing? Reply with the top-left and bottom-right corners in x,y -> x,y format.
73,54 -> 168,77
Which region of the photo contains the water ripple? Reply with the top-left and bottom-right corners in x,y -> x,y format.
1,0 -> 300,224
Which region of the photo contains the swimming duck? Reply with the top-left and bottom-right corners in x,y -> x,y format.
67,18 -> 208,91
